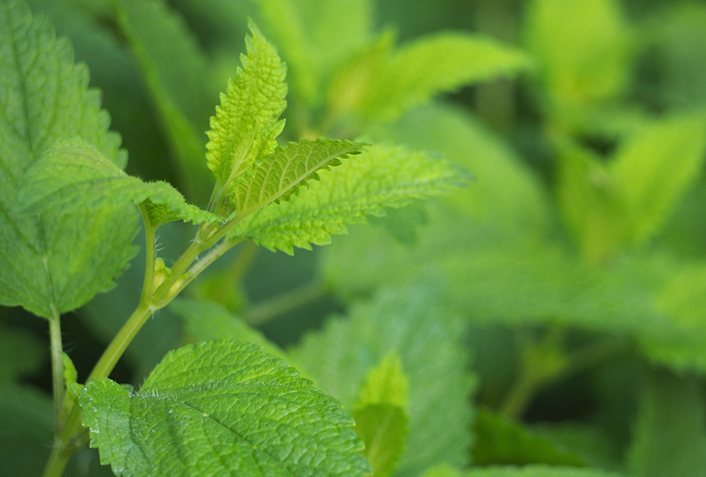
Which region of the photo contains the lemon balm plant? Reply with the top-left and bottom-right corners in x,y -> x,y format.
0,0 -> 535,475
5,0 -> 706,476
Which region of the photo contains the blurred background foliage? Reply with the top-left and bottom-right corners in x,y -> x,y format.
3,0 -> 706,475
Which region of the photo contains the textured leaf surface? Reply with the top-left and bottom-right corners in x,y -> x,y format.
329,32 -> 530,122
610,115 -> 706,244
0,0 -> 138,318
16,137 -> 219,226
255,0 -> 372,104
114,0 -> 213,203
353,353 -> 410,477
80,339 -> 370,477
233,138 -> 365,216
232,143 -> 469,253
206,22 -> 287,194
627,371 -> 706,477
290,286 -> 476,477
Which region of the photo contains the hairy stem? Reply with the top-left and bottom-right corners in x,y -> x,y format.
49,314 -> 64,435
138,204 -> 157,305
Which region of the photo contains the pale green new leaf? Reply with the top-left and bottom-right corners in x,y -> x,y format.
353,353 -> 410,477
114,0 -> 213,203
290,286 -> 476,477
80,339 -> 370,477
329,32 -> 530,122
524,0 -> 633,107
233,138 -> 366,216
610,114 -> 706,244
206,21 -> 287,192
555,140 -> 628,262
255,0 -> 372,105
232,144 -> 469,254
16,137 -> 219,227
627,370 -> 706,477
0,0 -> 138,318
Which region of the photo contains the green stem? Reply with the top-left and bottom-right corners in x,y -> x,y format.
49,313 -> 64,435
500,331 -> 626,419
138,204 -> 157,305
42,443 -> 71,477
499,371 -> 538,420
87,301 -> 154,381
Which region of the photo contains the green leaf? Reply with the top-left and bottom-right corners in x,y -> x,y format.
356,352 -> 409,409
366,102 -> 551,230
255,0 -> 372,105
80,338 -> 370,477
329,32 -> 530,122
0,0 -> 138,318
524,0 -> 633,108
640,263 -> 706,373
16,137 -> 220,227
206,21 -> 287,202
290,285 -> 476,477
0,324 -> 44,383
354,405 -> 408,477
114,0 -> 213,203
233,138 -> 366,217
610,115 -> 706,244
555,140 -> 628,262
232,143 -> 469,254
472,408 -> 586,467
627,370 -> 706,477
170,298 -> 289,364
353,352 -> 410,477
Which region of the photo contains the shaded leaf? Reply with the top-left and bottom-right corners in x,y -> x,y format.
330,32 -> 530,123
255,0 -> 372,105
627,370 -> 706,477
472,407 -> 586,467
610,114 -> 706,244
290,285 -> 476,477
353,352 -> 410,477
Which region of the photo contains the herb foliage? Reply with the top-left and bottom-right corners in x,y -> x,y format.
1,0 -> 706,476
